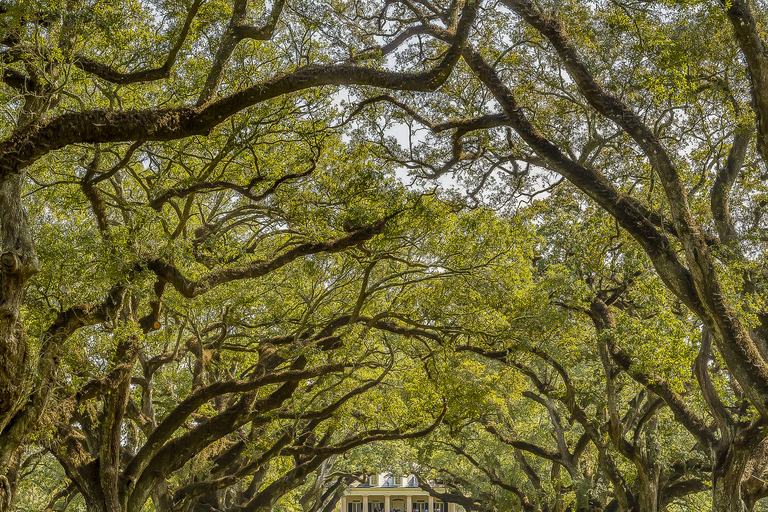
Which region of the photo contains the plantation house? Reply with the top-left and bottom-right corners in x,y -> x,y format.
339,473 -> 463,512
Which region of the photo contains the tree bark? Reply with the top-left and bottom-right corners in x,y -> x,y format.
0,171 -> 38,432
0,170 -> 40,511
712,443 -> 750,512
636,463 -> 660,512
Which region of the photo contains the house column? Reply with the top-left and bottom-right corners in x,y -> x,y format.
447,504 -> 455,512
406,496 -> 412,511
428,496 -> 434,511
384,496 -> 390,512
363,496 -> 368,512
340,496 -> 346,512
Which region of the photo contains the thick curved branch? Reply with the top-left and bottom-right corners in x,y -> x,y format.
513,450 -> 542,491
461,47 -> 703,315
416,474 -> 482,512
352,26 -> 433,63
73,0 -> 203,84
0,0 -> 478,179
1,68 -> 36,93
694,327 -> 734,437
465,39 -> 768,415
149,161 -> 315,211
123,360 -> 343,493
171,432 -> 290,508
0,282 -> 128,463
346,94 -> 508,134
711,121 -> 750,248
197,0 -> 287,105
127,373 -> 304,509
147,216 -> 390,298
505,0 -> 768,417
659,479 -> 709,506
446,442 -> 537,511
721,0 -> 768,166
281,403 -> 446,458
503,0 -> 694,235
483,423 -> 562,463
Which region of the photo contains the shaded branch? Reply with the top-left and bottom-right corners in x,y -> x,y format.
147,216 -> 390,298
73,0 -> 204,84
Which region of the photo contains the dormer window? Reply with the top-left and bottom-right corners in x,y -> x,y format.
367,474 -> 379,486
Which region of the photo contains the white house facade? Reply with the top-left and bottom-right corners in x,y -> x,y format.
339,473 -> 462,512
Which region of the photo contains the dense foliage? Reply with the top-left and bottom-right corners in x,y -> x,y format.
3,0 -> 768,511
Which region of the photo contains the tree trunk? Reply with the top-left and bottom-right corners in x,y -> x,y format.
573,478 -> 591,512
0,171 -> 39,512
0,172 -> 37,432
637,415 -> 661,512
636,472 -> 659,512
712,445 -> 750,512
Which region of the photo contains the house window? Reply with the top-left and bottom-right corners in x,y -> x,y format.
368,474 -> 379,486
